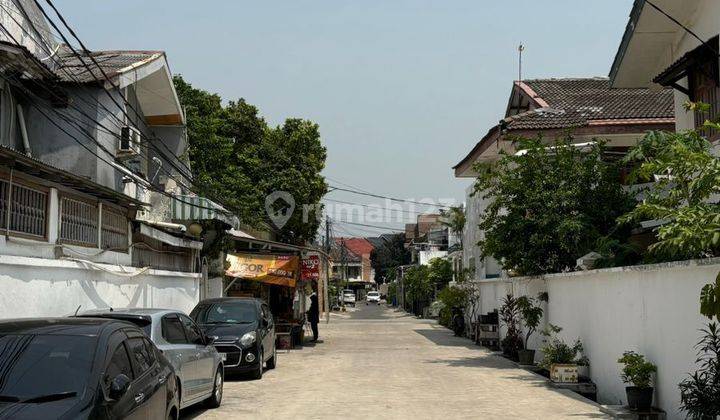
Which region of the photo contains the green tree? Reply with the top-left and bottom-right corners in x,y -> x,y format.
427,258 -> 453,289
370,234 -> 410,283
441,205 -> 466,249
473,137 -> 633,276
173,75 -> 327,243
620,130 -> 720,260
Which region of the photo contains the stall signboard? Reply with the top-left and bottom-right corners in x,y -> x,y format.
301,251 -> 321,281
225,253 -> 299,288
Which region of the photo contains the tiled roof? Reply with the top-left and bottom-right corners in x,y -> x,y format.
505,78 -> 674,130
335,237 -> 375,257
53,44 -> 162,83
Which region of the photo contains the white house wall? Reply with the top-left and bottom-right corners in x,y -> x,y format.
470,258 -> 720,420
0,254 -> 201,318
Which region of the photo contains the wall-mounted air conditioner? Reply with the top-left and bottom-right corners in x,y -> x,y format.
119,126 -> 141,155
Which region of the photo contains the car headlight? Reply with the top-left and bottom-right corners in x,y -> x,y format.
239,331 -> 257,347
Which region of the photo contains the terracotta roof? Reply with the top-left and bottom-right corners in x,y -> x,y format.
504,78 -> 674,130
334,237 -> 375,257
53,44 -> 163,83
453,78 -> 675,173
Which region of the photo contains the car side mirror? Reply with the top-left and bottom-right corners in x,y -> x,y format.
204,334 -> 216,345
109,374 -> 131,400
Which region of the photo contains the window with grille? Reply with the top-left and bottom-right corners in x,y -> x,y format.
59,196 -> 98,246
0,178 -> 48,239
101,206 -> 129,251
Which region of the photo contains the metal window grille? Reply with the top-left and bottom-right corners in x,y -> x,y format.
0,179 -> 47,238
59,196 -> 98,246
101,206 -> 128,251
132,237 -> 193,272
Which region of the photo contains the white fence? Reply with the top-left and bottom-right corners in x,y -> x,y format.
0,254 -> 202,318
469,258 -> 720,420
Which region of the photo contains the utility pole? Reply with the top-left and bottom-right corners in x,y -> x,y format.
324,216 -> 331,323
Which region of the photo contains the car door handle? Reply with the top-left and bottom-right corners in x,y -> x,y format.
134,393 -> 144,404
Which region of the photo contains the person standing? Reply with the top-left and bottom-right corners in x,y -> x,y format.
307,294 -> 320,342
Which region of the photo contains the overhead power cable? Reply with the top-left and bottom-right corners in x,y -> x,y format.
330,218 -> 406,232
328,185 -> 452,209
322,197 -> 425,216
33,0 -> 194,179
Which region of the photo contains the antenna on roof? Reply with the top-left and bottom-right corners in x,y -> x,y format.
518,43 -> 525,83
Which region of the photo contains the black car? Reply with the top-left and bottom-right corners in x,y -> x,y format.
0,318 -> 179,420
190,298 -> 277,379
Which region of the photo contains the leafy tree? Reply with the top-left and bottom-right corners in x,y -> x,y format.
473,137 -> 634,276
262,119 -> 327,244
370,234 -> 410,283
427,258 -> 453,289
403,265 -> 433,314
173,75 -> 327,244
517,294 -> 544,349
441,205 -> 466,249
620,130 -> 719,260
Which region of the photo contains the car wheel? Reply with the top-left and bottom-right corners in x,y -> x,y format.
266,346 -> 277,369
204,367 -> 223,408
249,348 -> 263,380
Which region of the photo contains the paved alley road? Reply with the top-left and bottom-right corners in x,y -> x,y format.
183,304 -> 608,420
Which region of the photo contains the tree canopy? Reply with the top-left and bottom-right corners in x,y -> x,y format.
370,234 -> 410,283
473,137 -> 634,276
174,75 -> 327,244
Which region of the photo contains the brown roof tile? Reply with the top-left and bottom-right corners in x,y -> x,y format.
505,78 -> 674,130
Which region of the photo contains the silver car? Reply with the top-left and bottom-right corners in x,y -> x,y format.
79,308 -> 224,410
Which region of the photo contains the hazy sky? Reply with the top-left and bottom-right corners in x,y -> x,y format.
57,0 -> 634,235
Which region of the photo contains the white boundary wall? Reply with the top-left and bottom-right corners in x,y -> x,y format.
0,254 -> 201,317
469,258 -> 720,420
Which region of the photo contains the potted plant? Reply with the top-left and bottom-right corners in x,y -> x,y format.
516,294 -> 545,366
618,351 -> 657,411
679,323 -> 720,419
539,324 -> 589,383
499,295 -> 523,361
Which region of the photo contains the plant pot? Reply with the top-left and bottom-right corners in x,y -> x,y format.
625,386 -> 653,411
518,349 -> 535,366
550,364 -> 578,383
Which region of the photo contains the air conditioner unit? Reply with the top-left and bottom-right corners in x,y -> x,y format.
119,126 -> 141,155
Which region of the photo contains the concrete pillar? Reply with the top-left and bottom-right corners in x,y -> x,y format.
47,188 -> 59,244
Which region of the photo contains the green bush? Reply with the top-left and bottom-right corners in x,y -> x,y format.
618,351 -> 656,388
539,324 -> 589,369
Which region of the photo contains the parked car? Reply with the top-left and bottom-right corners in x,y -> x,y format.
341,290 -> 356,306
78,309 -> 224,410
0,318 -> 178,420
190,298 -> 277,380
366,291 -> 381,304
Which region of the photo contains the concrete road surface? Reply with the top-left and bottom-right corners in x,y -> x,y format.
182,303 -> 608,420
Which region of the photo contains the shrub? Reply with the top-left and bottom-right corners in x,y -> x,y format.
499,295 -> 524,359
618,351 -> 656,388
679,323 -> 720,419
517,294 -> 544,349
539,324 -> 589,369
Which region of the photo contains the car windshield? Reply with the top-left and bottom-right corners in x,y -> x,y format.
368,292 -> 379,296
0,334 -> 95,401
192,302 -> 257,324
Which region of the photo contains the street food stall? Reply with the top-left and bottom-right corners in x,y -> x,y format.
223,245 -> 326,348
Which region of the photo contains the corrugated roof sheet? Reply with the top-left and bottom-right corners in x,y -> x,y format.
53,44 -> 162,83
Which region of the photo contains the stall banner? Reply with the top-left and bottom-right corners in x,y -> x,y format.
301,251 -> 321,281
225,253 -> 299,288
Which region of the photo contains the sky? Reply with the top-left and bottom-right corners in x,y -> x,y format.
56,0 -> 634,236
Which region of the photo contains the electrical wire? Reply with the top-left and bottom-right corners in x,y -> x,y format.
31,0 -> 195,179
327,185 -> 452,209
